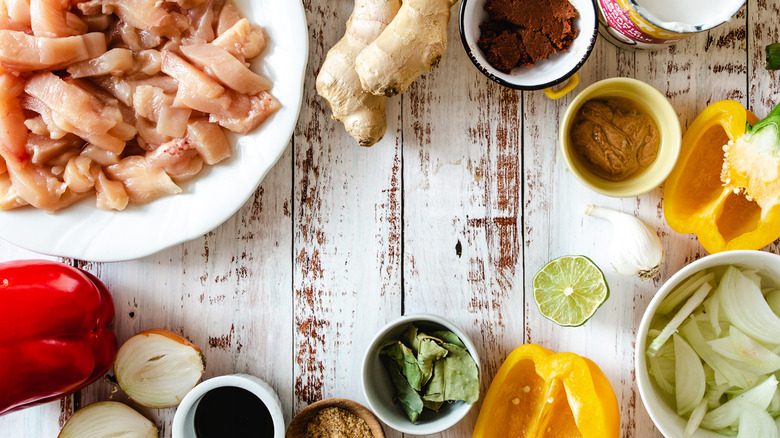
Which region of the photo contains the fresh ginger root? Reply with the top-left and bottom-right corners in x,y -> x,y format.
355,0 -> 458,97
316,0 -> 401,147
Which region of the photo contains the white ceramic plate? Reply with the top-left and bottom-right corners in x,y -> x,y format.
0,0 -> 308,262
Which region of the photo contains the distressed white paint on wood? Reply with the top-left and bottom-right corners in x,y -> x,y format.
2,1 -> 780,437
77,147 -> 292,438
401,10 -> 524,438
292,3 -> 402,438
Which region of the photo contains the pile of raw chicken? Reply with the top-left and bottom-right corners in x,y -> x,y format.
0,0 -> 279,211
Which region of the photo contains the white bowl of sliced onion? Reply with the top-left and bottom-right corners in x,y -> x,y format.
636,250 -> 780,438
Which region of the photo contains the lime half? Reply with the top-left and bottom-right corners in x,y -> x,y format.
533,256 -> 609,327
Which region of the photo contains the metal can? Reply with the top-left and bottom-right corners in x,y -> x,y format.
597,0 -> 745,50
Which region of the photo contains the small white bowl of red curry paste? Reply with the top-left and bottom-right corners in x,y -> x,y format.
459,0 -> 598,97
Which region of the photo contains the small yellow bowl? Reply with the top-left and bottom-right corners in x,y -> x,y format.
559,77 -> 682,197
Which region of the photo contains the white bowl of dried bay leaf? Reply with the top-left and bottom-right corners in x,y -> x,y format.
362,314 -> 481,435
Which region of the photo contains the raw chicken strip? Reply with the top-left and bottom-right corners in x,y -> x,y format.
212,18 -> 265,62
185,119 -> 229,164
67,48 -> 134,78
0,30 -> 106,71
180,43 -> 271,95
215,1 -> 240,35
6,160 -> 66,210
111,19 -> 162,51
80,144 -> 120,166
161,51 -> 224,98
0,172 -> 28,210
134,50 -> 162,75
105,155 -> 181,203
63,155 -> 96,193
131,84 -> 190,137
30,0 -> 80,37
25,133 -> 84,165
182,1 -> 215,44
146,138 -> 203,180
21,96 -> 68,139
94,169 -> 128,210
6,0 -> 30,28
25,72 -> 125,153
157,105 -> 191,138
0,72 -> 28,162
175,88 -> 279,134
135,117 -> 172,149
103,0 -> 188,37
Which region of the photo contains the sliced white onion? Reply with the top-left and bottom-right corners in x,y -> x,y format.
58,401 -> 157,438
674,334 -> 706,415
736,404 -> 776,438
707,326 -> 780,375
648,340 -> 675,395
657,271 -> 712,315
704,294 -> 721,337
684,398 -> 709,437
648,282 -> 712,357
115,329 -> 205,408
700,375 -> 777,430
680,319 -> 759,390
717,266 -> 780,346
766,289 -> 780,317
768,387 -> 780,417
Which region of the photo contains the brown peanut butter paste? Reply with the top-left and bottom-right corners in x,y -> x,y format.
570,97 -> 660,181
477,0 -> 579,73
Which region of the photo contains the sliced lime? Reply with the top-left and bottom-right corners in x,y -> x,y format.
533,256 -> 609,327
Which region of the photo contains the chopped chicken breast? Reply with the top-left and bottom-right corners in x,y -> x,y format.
0,31 -> 106,71
67,48 -> 134,78
181,43 -> 271,95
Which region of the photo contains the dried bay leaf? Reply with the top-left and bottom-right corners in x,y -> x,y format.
429,330 -> 467,349
380,352 -> 425,423
417,338 -> 448,385
439,343 -> 480,403
380,341 -> 424,391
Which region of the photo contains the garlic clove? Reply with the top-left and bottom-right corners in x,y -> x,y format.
585,205 -> 665,280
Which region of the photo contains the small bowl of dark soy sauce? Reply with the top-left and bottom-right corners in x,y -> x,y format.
172,374 -> 285,438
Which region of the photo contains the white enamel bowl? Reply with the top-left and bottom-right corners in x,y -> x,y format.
636,250 -> 780,437
459,0 -> 598,95
0,0 -> 308,262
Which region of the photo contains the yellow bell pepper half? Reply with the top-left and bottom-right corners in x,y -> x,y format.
663,100 -> 780,253
472,344 -> 620,438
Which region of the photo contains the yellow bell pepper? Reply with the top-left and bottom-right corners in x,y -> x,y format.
472,344 -> 620,438
663,100 -> 780,253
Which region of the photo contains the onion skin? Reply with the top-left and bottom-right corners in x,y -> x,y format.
115,329 -> 205,408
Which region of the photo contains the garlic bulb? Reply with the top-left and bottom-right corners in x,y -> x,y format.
585,205 -> 665,279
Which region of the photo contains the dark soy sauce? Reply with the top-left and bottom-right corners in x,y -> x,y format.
194,386 -> 274,437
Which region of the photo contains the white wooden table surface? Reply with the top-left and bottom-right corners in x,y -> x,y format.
1,1 -> 779,437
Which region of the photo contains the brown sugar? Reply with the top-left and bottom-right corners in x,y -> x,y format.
477,0 -> 579,73
305,407 -> 374,438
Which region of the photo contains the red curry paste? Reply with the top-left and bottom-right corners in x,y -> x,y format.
477,0 -> 579,73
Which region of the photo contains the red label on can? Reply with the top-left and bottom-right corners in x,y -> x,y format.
598,0 -> 671,45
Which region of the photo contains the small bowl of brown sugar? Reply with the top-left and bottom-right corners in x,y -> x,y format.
286,398 -> 384,438
459,0 -> 598,98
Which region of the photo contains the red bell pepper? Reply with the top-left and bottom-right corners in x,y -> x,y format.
0,260 -> 116,415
